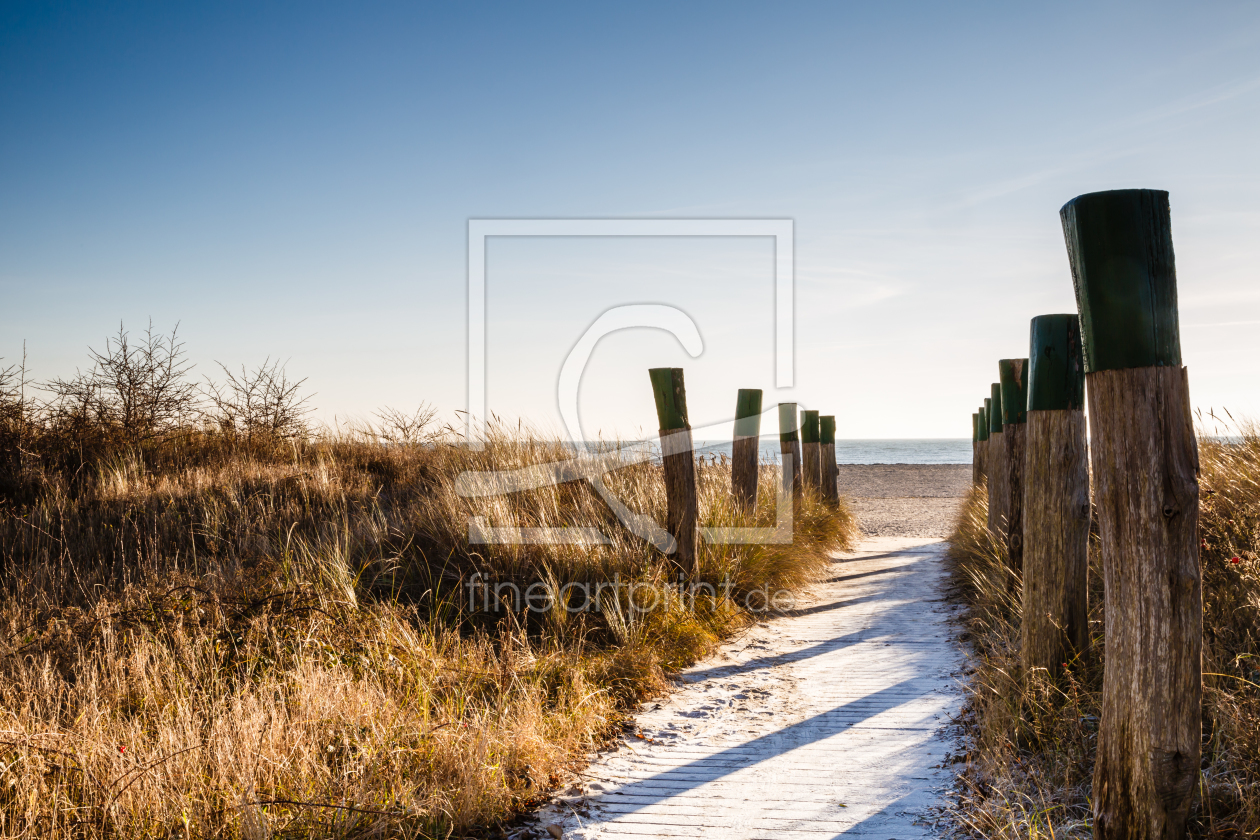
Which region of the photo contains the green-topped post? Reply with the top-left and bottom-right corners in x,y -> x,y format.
997,358 -> 1029,579
801,409 -> 822,495
777,403 -> 802,503
1061,189 -> 1200,838
820,415 -> 838,506
977,402 -> 990,484
986,382 -> 1005,536
972,413 -> 982,486
1022,314 -> 1089,683
731,388 -> 763,512
649,368 -> 697,575
977,400 -> 987,486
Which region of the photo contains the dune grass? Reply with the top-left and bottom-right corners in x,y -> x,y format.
0,426 -> 856,839
945,422 -> 1260,838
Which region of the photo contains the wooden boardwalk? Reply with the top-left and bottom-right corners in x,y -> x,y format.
531,537 -> 963,839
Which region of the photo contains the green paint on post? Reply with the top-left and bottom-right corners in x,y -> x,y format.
973,413 -> 980,443
999,359 -> 1029,425
1060,189 -> 1182,372
978,405 -> 989,441
1028,314 -> 1085,411
820,416 -> 836,445
733,388 -> 763,438
648,368 -> 689,431
989,385 -> 1003,434
778,403 -> 799,442
801,410 -> 821,444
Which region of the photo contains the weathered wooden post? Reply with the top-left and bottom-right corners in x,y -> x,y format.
820,415 -> 838,506
976,403 -> 990,484
986,382 -> 1005,536
1022,314 -> 1089,679
649,368 -> 698,575
1061,189 -> 1200,839
998,358 -> 1029,577
977,397 -> 987,483
778,403 -> 802,503
972,413 -> 982,486
731,388 -> 763,512
801,409 -> 822,494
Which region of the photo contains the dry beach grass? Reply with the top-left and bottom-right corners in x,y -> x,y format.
0,406 -> 856,837
946,421 -> 1260,839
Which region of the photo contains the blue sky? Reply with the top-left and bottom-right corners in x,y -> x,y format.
3,2 -> 1259,439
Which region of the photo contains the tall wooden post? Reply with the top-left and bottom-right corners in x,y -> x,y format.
986,383 -> 1005,536
1062,189 -> 1200,840
731,388 -> 763,512
977,402 -> 987,483
801,409 -> 822,494
977,402 -> 990,483
649,368 -> 698,575
998,358 -> 1029,578
820,415 -> 838,506
972,413 -> 981,486
1022,314 -> 1089,680
777,403 -> 802,504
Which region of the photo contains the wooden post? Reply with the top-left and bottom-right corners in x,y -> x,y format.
731,388 -> 763,512
1061,188 -> 1200,840
801,409 -> 822,495
977,402 -> 987,483
649,368 -> 698,576
820,415 -> 838,506
986,382 -> 1005,536
777,403 -> 802,503
972,413 -> 981,486
977,402 -> 990,484
998,358 -> 1029,578
1022,314 -> 1089,680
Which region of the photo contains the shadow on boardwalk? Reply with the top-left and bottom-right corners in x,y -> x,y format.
533,538 -> 962,839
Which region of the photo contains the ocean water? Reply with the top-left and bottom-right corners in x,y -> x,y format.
692,438 -> 972,465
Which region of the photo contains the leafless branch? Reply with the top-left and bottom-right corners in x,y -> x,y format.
42,321 -> 198,445
204,358 -> 314,442
372,404 -> 439,445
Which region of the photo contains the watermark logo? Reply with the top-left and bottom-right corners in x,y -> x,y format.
458,219 -> 796,548
465,573 -> 798,615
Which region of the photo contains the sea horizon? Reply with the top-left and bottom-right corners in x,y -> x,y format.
692,437 -> 972,465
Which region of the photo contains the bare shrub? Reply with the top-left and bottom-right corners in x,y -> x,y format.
0,357 -> 21,430
0,354 -> 26,466
204,358 -> 313,442
373,404 -> 439,444
43,322 -> 199,447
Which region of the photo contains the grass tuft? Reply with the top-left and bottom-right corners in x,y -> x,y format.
0,423 -> 856,838
947,421 -> 1260,839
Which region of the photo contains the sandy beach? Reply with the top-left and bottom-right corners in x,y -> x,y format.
837,463 -> 971,538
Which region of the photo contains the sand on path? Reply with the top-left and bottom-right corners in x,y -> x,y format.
530,536 -> 965,839
838,464 -> 970,539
